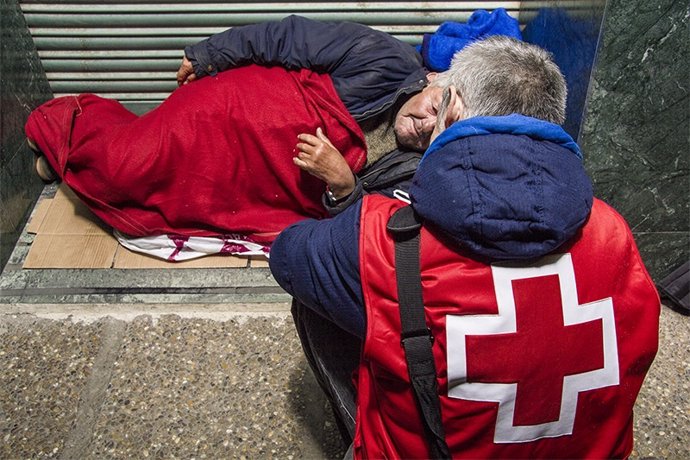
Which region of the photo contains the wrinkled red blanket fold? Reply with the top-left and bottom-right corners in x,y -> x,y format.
25,65 -> 366,243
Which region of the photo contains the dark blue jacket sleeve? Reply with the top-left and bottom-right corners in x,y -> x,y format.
269,201 -> 365,339
184,15 -> 423,116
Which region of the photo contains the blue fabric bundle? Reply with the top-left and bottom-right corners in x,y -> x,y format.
417,8 -> 522,71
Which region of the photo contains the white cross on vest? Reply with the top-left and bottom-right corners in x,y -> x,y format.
446,253 -> 619,443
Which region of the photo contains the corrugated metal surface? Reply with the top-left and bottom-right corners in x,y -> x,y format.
20,1 -> 523,112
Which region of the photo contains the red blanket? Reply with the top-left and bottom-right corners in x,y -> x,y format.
25,66 -> 366,243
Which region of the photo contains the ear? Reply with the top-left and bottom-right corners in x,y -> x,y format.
447,87 -> 465,122
430,87 -> 465,144
425,72 -> 439,83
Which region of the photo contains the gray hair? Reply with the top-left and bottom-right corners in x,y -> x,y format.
432,36 -> 567,124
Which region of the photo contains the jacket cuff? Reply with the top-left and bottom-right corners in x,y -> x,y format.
184,43 -> 218,77
322,178 -> 365,216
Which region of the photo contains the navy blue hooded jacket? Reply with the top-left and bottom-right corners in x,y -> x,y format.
269,115 -> 593,338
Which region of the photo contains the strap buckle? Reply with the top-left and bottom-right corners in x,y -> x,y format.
401,327 -> 435,347
387,205 -> 422,240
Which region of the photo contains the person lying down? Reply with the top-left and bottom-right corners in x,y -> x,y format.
25,65 -> 367,260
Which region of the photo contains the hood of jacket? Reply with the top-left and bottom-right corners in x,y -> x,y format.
410,114 -> 593,261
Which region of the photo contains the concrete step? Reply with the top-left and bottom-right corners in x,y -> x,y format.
1,303 -> 346,459
1,302 -> 687,459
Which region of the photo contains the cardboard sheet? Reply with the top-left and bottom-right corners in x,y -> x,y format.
26,197 -> 52,234
24,185 -> 268,269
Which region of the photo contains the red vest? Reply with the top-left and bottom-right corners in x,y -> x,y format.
354,195 -> 659,459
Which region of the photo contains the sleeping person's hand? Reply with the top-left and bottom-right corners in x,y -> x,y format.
294,128 -> 355,199
176,56 -> 197,86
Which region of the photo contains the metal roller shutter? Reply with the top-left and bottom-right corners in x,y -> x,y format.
20,1 -> 523,113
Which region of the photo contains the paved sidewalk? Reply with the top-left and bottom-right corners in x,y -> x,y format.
0,302 -> 687,459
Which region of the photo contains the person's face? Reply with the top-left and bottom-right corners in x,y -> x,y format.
394,84 -> 445,151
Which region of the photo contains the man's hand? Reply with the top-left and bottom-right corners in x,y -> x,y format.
176,56 -> 197,86
294,128 -> 355,198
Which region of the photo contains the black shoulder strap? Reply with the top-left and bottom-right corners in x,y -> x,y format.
387,205 -> 451,459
